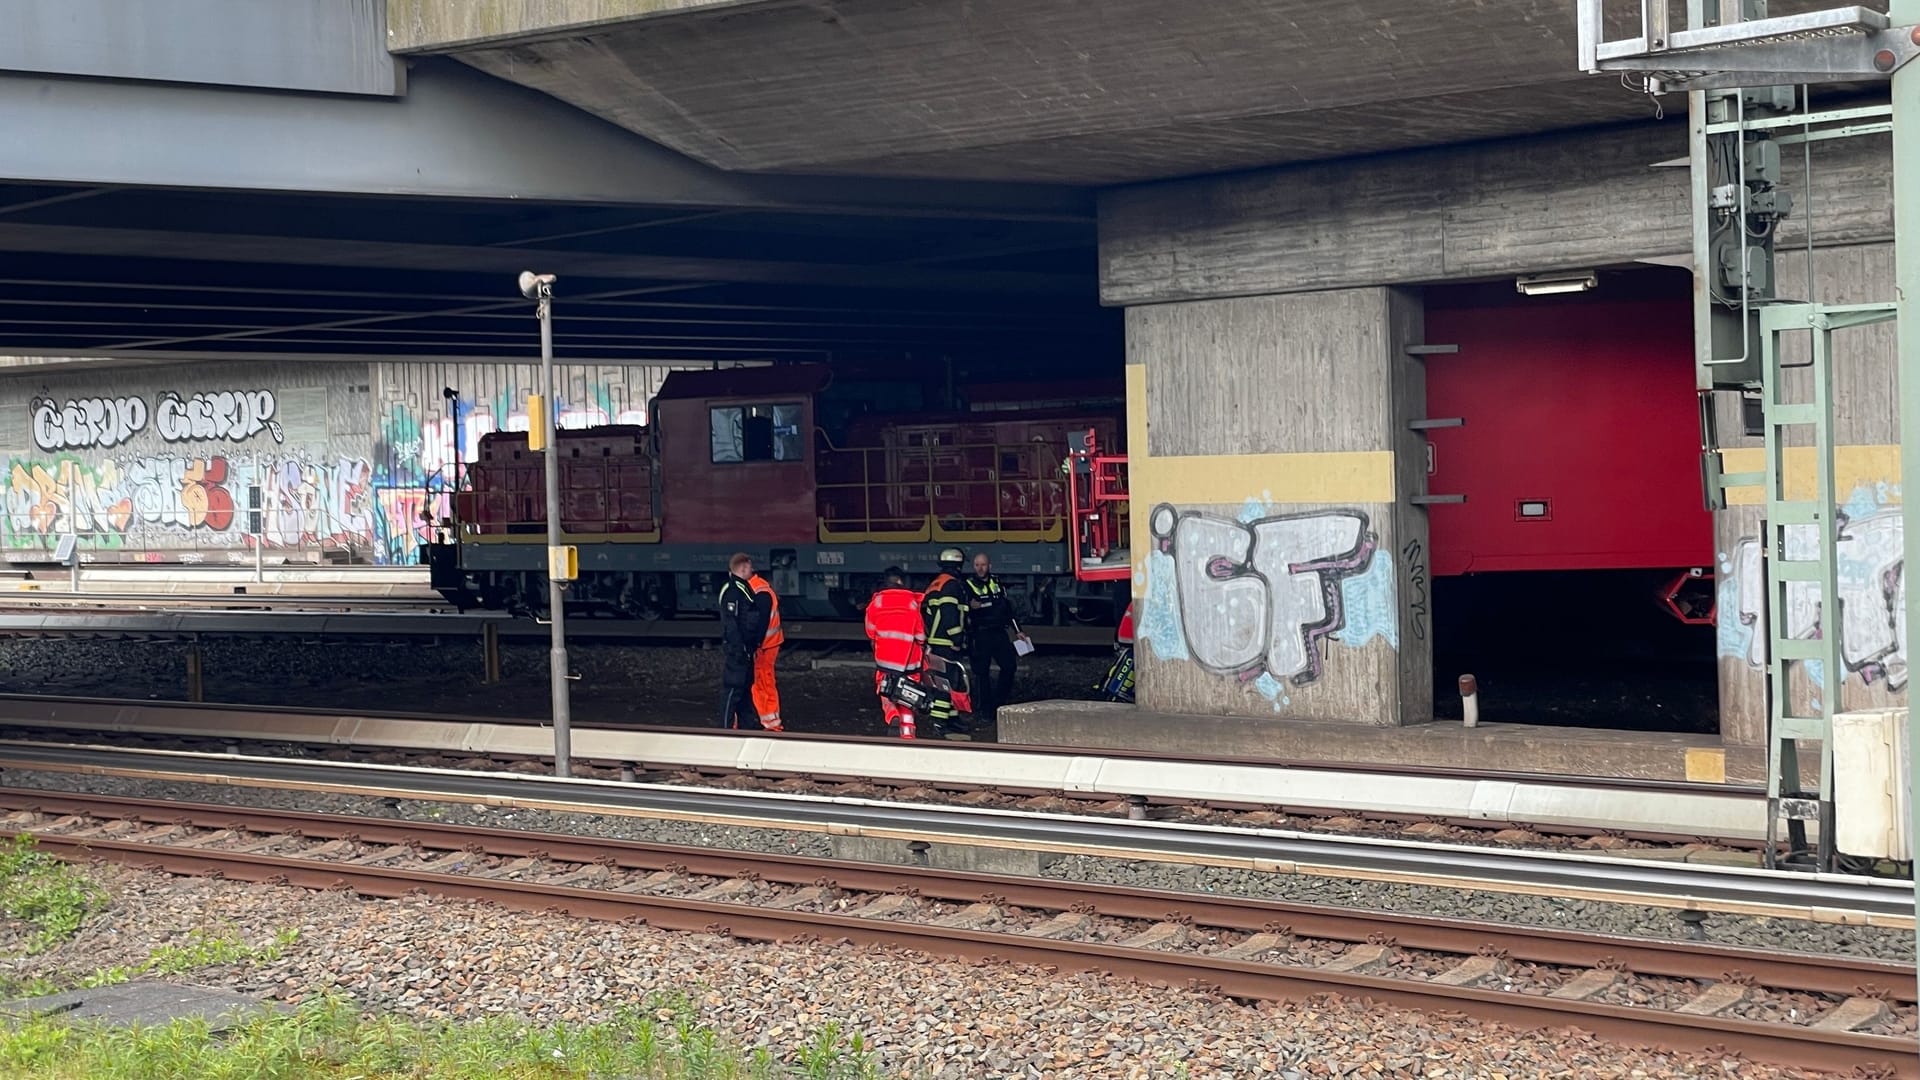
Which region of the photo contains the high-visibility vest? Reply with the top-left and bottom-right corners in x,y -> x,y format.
922,572 -> 966,648
865,587 -> 924,671
748,574 -> 783,648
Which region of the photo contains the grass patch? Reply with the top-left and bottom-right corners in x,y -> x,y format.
0,837 -> 105,953
145,927 -> 300,977
0,992 -> 881,1079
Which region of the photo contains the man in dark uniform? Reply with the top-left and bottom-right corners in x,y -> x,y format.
920,547 -> 973,735
718,551 -> 769,729
965,551 -> 1026,722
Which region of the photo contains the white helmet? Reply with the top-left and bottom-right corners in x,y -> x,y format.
938,547 -> 965,566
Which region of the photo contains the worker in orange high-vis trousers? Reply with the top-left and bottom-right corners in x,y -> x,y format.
747,568 -> 784,731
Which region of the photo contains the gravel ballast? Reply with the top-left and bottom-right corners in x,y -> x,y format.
4,767 -> 1908,964
2,863 -> 1847,1080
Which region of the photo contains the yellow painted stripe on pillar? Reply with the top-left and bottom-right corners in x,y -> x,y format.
1718,444 -> 1902,505
1123,365 -> 1396,505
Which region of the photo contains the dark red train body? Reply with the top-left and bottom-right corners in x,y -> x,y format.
427,364 -> 1130,621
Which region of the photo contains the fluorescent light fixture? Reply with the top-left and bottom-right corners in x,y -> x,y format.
1515,271 -> 1598,296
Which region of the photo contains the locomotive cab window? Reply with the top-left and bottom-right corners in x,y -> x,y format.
710,402 -> 804,464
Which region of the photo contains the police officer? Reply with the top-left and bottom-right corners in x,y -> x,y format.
920,547 -> 973,734
717,552 -> 769,729
965,552 -> 1026,722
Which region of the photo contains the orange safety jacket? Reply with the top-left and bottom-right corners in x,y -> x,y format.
748,574 -> 783,648
865,586 -> 924,672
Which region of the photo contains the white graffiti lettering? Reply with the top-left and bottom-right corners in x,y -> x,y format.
155,390 -> 283,445
29,396 -> 149,452
1722,506 -> 1907,690
1148,503 -> 1377,685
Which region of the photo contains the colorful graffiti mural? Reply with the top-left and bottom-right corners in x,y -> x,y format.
371,385 -> 648,565
1138,497 -> 1396,707
31,389 -> 283,452
1718,486 -> 1907,691
3,453 -> 375,561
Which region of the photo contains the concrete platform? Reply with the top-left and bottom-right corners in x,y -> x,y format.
997,700 -> 1760,785
0,981 -> 275,1030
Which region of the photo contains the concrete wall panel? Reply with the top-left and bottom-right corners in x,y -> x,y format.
1139,292 -> 1392,457
0,362 -> 378,565
0,359 -> 708,567
1101,125 -> 1891,307
1126,288 -> 1429,725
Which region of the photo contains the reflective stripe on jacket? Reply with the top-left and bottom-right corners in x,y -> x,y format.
922,572 -> 966,649
748,573 -> 783,648
965,575 -> 1011,634
865,586 -> 924,672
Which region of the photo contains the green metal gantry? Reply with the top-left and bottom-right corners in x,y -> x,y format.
1578,0 -> 1919,908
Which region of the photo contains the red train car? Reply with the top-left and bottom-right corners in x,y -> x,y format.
428,364 -> 1128,622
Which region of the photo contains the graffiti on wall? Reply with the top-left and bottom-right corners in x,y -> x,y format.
3,453 -> 374,560
155,390 -> 283,445
1718,486 -> 1907,692
30,390 -> 280,452
30,397 -> 150,452
372,385 -> 648,565
1137,494 -> 1398,708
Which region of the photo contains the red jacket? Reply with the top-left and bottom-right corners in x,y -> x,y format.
865,586 -> 925,671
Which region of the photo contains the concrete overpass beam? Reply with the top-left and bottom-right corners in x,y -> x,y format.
0,59 -> 1087,220
2,0 -> 402,97
387,0 -> 761,53
1099,124 -> 1892,307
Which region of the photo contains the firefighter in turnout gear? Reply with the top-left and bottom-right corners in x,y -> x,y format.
717,552 -> 770,730
965,552 -> 1028,722
864,566 -> 927,738
920,547 -> 975,735
1099,599 -> 1137,704
747,569 -> 784,731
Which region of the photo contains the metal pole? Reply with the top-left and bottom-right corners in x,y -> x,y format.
253,451 -> 264,584
1890,0 -> 1920,1015
67,516 -> 78,593
523,270 -> 571,778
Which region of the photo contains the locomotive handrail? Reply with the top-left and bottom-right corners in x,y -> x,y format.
815,434 -> 1071,544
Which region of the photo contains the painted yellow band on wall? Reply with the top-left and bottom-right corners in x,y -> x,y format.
1123,366 -> 1397,506
1718,445 -> 1901,506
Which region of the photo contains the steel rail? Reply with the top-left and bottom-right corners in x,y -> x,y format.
0,741 -> 1905,923
0,692 -> 1759,795
23,810 -> 1915,1076
8,787 -> 1908,1002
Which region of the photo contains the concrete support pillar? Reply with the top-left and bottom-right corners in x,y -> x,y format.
1126,287 -> 1432,726
1712,242 -> 1906,747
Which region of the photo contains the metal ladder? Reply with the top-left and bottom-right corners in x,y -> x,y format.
1747,302 -> 1897,869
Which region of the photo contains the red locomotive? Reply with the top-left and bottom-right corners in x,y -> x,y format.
425,364 -> 1131,622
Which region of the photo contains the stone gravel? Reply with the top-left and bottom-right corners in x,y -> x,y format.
0,636 -> 1101,738
4,864 -> 1841,1079
6,768 -> 1908,964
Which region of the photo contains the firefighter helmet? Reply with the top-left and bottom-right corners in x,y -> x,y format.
937,547 -> 965,568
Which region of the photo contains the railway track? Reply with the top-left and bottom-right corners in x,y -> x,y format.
8,788 -> 1912,1076
0,694 -> 1777,847
0,739 -> 1905,926
0,721 -> 1764,862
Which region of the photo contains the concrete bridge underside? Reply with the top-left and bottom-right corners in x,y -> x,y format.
386,0 -> 1758,184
